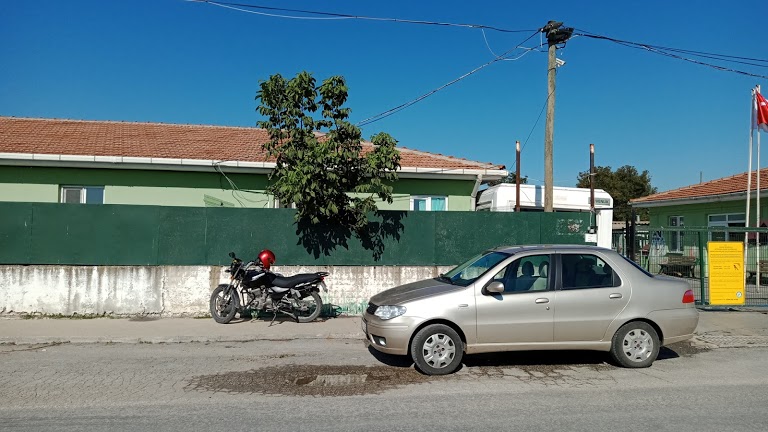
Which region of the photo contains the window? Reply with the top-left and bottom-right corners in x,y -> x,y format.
561,254 -> 618,290
669,216 -> 684,252
441,251 -> 510,287
708,213 -> 745,242
410,195 -> 447,211
489,254 -> 551,293
274,198 -> 296,209
60,186 -> 104,204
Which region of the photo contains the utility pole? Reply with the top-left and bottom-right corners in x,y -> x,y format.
542,21 -> 573,212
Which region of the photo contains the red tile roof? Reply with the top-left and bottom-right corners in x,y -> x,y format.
0,117 -> 505,171
632,169 -> 768,205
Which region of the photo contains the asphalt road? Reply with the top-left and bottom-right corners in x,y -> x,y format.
1,339 -> 767,432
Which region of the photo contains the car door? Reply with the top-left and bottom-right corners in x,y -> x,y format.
553,252 -> 630,342
474,254 -> 554,348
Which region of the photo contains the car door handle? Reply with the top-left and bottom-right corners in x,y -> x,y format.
609,293 -> 623,299
535,298 -> 550,304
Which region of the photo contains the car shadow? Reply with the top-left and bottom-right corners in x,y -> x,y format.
367,346 -> 684,370
367,346 -> 415,368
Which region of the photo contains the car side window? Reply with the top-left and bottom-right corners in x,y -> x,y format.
489,254 -> 550,293
561,254 -> 619,290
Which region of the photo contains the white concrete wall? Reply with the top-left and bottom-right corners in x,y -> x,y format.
0,265 -> 452,316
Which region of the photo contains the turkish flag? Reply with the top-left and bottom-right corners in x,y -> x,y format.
757,91 -> 768,133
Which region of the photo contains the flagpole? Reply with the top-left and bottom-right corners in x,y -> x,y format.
758,84 -> 763,293
746,87 -> 755,285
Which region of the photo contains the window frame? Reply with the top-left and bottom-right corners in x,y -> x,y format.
558,253 -> 621,291
410,195 -> 448,211
668,215 -> 685,252
488,253 -> 553,294
708,213 -> 746,242
60,186 -> 105,204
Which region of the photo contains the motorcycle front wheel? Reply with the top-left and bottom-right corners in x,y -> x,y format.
295,291 -> 323,323
210,284 -> 240,324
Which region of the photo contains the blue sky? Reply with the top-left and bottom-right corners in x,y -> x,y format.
1,0 -> 765,192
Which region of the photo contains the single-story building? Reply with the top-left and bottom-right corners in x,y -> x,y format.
631,169 -> 768,251
0,117 -> 507,210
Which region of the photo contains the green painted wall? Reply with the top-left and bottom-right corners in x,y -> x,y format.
0,166 -> 478,210
647,199 -> 766,227
0,202 -> 590,266
0,183 -> 58,202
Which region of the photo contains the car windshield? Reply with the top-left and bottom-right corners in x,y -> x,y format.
441,251 -> 511,287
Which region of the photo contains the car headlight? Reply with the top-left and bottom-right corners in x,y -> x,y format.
374,305 -> 407,320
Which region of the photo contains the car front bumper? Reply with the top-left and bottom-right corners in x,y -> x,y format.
362,313 -> 421,356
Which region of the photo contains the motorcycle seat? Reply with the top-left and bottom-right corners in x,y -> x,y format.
270,273 -> 320,288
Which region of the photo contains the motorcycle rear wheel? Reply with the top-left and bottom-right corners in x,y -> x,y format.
295,291 -> 323,323
210,285 -> 240,324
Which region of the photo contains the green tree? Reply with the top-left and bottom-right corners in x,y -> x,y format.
576,165 -> 657,221
256,72 -> 401,239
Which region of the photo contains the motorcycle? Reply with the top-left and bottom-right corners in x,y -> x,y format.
210,252 -> 329,324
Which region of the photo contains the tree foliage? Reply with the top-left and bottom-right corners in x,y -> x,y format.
576,165 -> 657,221
256,72 -> 401,233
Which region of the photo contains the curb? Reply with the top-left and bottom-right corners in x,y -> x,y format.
0,332 -> 366,346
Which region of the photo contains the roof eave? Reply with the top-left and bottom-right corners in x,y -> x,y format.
0,153 -> 509,180
631,190 -> 766,208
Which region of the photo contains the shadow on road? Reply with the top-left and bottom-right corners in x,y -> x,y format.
367,344 -> 693,370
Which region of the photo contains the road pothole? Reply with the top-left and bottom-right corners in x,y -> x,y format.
188,364 -> 431,396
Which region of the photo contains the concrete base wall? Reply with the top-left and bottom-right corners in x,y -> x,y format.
0,265 -> 453,316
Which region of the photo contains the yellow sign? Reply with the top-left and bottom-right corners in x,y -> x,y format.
708,242 -> 745,305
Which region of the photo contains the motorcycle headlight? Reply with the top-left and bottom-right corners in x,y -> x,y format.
374,305 -> 407,320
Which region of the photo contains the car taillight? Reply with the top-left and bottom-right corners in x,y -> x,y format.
682,289 -> 695,304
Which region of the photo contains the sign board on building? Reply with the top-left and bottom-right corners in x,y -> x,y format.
590,197 -> 611,207
708,241 -> 745,306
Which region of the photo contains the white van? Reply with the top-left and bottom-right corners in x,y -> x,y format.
476,184 -> 614,248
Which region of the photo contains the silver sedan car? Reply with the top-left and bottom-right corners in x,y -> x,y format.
363,245 -> 699,375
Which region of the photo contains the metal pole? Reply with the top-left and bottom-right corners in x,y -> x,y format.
698,230 -> 706,305
746,87 -> 755,283
515,141 -> 521,212
590,144 -> 595,212
758,84 -> 763,292
544,42 -> 556,212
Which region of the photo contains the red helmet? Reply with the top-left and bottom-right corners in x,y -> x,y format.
258,249 -> 276,270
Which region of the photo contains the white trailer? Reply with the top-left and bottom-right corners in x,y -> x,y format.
476,184 -> 614,248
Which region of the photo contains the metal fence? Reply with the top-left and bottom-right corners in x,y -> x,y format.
614,226 -> 768,307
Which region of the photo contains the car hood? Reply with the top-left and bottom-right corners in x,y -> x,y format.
370,278 -> 465,305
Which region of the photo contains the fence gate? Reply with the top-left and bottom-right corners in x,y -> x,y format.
614,226 -> 768,307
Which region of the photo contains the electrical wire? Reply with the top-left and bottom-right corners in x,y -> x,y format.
189,0 -> 536,33
575,29 -> 768,64
575,29 -> 768,79
481,29 -> 546,60
213,162 -> 272,207
356,31 -> 540,127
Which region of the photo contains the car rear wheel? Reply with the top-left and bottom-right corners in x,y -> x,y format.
610,321 -> 660,368
411,324 -> 463,375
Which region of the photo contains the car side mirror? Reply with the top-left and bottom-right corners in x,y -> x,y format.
484,281 -> 504,294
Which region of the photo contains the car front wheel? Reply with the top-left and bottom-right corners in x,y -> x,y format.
410,324 -> 464,375
610,321 -> 660,368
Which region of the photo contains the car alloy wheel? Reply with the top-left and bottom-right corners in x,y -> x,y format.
411,324 -> 464,375
422,333 -> 456,369
610,321 -> 660,368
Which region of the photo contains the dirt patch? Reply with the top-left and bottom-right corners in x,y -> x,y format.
188,364 -> 431,396
665,340 -> 711,357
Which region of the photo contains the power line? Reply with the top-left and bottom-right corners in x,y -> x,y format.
575,29 -> 768,79
356,31 -> 540,127
575,29 -> 768,64
189,0 -> 536,33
